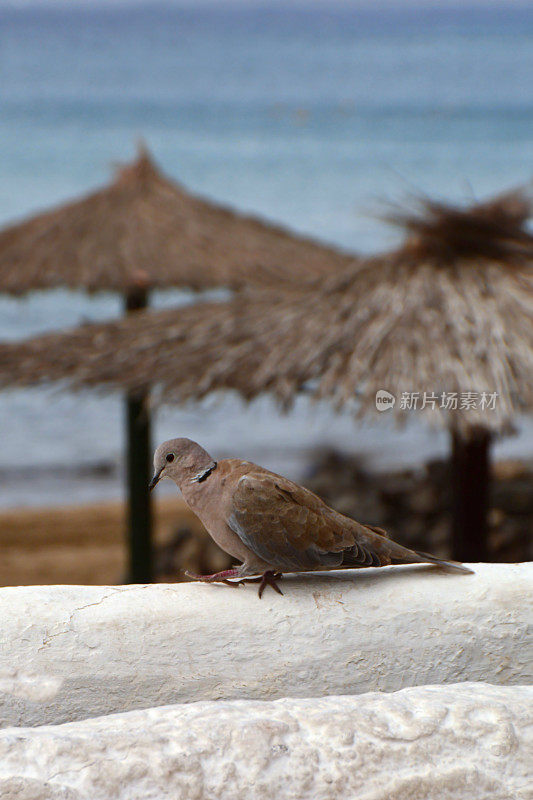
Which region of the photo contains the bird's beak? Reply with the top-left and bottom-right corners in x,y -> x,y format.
149,467 -> 163,491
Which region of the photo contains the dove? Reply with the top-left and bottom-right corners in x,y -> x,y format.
149,438 -> 473,597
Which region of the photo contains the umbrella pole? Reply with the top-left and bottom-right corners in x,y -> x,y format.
124,287 -> 152,583
450,427 -> 491,563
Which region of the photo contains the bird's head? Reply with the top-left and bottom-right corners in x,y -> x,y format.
149,438 -> 216,490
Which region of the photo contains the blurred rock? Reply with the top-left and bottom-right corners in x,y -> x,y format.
305,449 -> 532,562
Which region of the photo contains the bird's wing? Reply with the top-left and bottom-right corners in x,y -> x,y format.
226,471 -> 390,571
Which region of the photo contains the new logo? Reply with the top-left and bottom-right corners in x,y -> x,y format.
375,390 -> 396,411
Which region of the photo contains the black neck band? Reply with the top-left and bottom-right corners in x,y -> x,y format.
195,461 -> 217,483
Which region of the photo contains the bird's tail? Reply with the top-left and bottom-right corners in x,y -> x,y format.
393,543 -> 474,574
355,522 -> 474,574
412,550 -> 474,574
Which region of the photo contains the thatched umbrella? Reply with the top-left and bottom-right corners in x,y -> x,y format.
1,190 -> 531,561
0,146 -> 353,582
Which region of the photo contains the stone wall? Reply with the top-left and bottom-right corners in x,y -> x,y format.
0,684 -> 531,800
0,562 -> 531,798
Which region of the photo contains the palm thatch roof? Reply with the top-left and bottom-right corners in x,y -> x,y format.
0,146 -> 354,295
1,189 -> 532,433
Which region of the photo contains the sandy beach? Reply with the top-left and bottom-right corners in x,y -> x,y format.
0,498 -> 226,586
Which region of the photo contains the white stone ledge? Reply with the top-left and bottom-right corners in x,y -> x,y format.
0,563 -> 531,727
0,683 -> 531,800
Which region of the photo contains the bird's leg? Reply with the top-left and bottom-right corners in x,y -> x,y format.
184,568 -> 243,587
240,571 -> 283,598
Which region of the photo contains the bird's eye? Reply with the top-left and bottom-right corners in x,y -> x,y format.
166,453 -> 175,463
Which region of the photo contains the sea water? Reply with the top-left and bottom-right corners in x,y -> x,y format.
0,3 -> 532,506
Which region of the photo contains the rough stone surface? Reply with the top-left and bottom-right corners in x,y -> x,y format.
0,563 -> 531,727
0,684 -> 531,800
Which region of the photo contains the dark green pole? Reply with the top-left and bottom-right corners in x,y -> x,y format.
451,427 -> 491,563
124,286 -> 153,583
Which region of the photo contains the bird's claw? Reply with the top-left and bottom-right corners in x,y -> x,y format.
259,571 -> 283,598
240,571 -> 283,598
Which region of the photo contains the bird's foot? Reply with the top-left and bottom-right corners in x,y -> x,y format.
184,568 -> 243,587
240,571 -> 283,598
